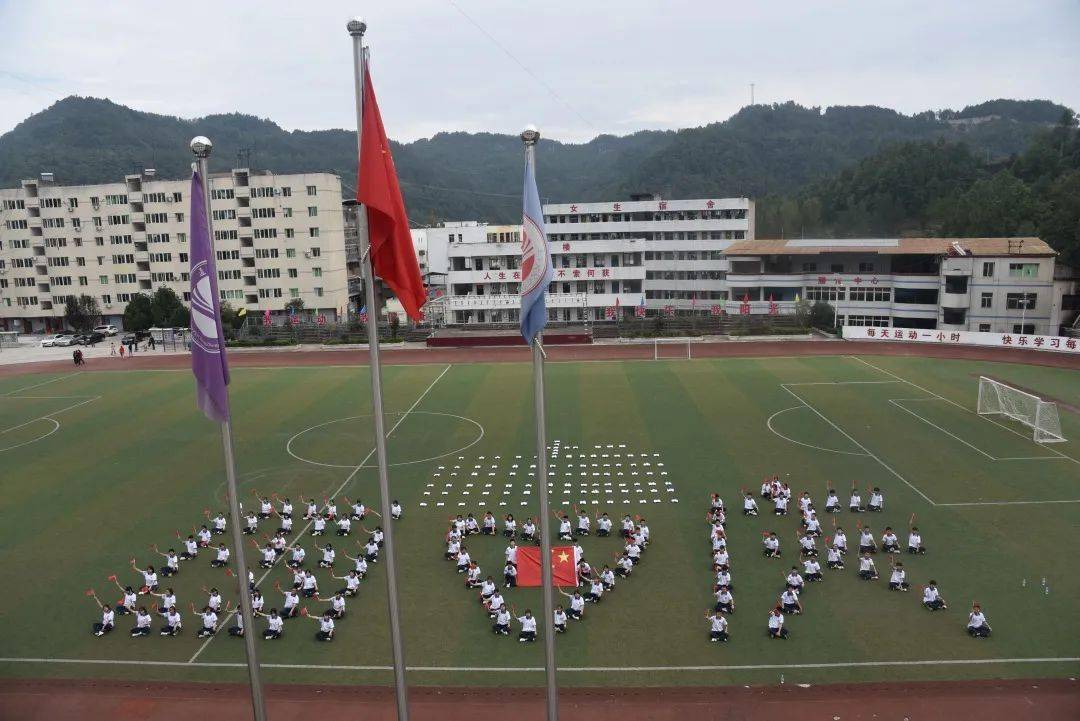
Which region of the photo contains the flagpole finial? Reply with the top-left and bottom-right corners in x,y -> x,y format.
347,17 -> 367,36
190,136 -> 213,158
520,125 -> 540,146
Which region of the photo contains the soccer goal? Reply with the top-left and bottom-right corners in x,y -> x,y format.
977,376 -> 1066,443
653,338 -> 692,360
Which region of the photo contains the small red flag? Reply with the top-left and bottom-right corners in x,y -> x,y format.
85,589 -> 96,597
357,67 -> 426,322
516,546 -> 578,587
107,574 -> 118,582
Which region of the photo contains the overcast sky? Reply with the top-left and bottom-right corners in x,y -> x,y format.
1,0 -> 1078,143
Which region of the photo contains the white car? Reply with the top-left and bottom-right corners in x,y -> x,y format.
93,325 -> 118,336
53,335 -> 78,347
40,334 -> 65,347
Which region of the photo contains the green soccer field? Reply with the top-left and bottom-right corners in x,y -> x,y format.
1,353 -> 1078,688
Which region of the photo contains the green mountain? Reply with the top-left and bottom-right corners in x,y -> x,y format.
0,96 -> 1068,226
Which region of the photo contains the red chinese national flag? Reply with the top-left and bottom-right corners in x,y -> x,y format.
356,67 -> 426,321
517,546 -> 577,587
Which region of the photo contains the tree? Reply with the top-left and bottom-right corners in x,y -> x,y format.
219,302 -> 246,332
122,293 -> 154,332
793,296 -> 812,328
388,312 -> 400,340
809,301 -> 836,331
64,294 -> 101,331
284,298 -> 305,317
150,286 -> 189,328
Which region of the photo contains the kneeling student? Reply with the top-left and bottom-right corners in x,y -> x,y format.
554,606 -> 568,634
130,607 -> 153,637
706,610 -> 729,642
803,557 -> 823,582
743,492 -> 759,516
160,606 -> 183,636
907,526 -> 926,555
967,603 -> 991,638
259,608 -> 284,639
826,544 -> 845,570
881,527 -> 900,554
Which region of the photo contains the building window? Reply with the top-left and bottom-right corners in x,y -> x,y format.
306,185 -> 317,196
310,247 -> 321,257
314,287 -> 324,297
944,276 -> 968,294
981,262 -> 994,278
285,228 -> 294,238
978,323 -> 991,332
801,262 -> 817,272
1005,292 -> 1037,310
980,292 -> 993,308
286,248 -> 296,258
942,307 -> 966,325
307,206 -> 318,217
1008,262 -> 1039,278
288,268 -> 298,278
830,264 -> 844,273
313,267 -> 322,277
309,228 -> 319,238
290,288 -> 300,298
858,262 -> 873,273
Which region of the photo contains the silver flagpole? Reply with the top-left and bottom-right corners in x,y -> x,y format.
347,18 -> 411,721
190,137 -> 268,721
522,127 -> 559,721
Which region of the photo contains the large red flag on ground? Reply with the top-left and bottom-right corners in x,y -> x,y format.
356,67 -> 426,321
517,546 -> 578,587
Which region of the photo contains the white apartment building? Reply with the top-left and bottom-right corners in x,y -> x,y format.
0,169 -> 348,333
442,196 -> 753,324
724,237 -> 1078,335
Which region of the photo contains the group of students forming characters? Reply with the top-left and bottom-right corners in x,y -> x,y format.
703,477 -> 992,642
87,490 -> 405,642
443,506 -> 650,642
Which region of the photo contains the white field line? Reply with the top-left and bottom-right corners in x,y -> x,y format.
848,356 -> 1080,467
780,383 -> 938,506
887,399 -> 996,460
784,381 -> 900,386
1,371 -> 82,396
1,656 -> 1078,673
0,396 -> 100,436
186,364 -> 453,663
937,499 -> 1080,507
766,406 -> 868,456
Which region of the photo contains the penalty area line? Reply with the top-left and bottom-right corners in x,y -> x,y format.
1,656 -> 1078,672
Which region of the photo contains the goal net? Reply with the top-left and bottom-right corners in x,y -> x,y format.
977,376 -> 1066,443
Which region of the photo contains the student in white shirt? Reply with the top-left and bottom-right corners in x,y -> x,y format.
363,538 -> 380,563
313,591 -> 347,619
301,571 -> 319,598
259,608 -> 284,639
160,607 -> 182,636
826,544 -> 845,570
785,568 -> 805,592
857,553 -> 879,581
803,558 -> 823,582
554,606 -> 568,634
303,498 -> 319,520
833,527 -> 848,555
773,494 -> 789,516
130,560 -> 159,593
308,610 -> 335,642
347,498 -> 369,521
196,525 -> 212,547
285,543 -> 306,569
391,500 -> 403,520
333,570 -> 361,597
706,610 -> 729,642
465,563 -> 483,589
211,543 -> 230,568
779,587 -> 802,615
87,591 -> 115,636
858,527 -> 877,555
456,547 -> 473,574
336,515 -> 352,537
881,527 -> 900,554
798,534 -> 817,558
311,514 -> 328,537
279,497 -> 293,519
615,554 -> 634,578
492,607 -> 512,635
485,589 -> 506,618
849,489 -> 863,512
109,579 -> 138,615
211,513 -> 227,534
318,543 -> 335,569
824,489 -> 841,513
242,512 -> 259,536
130,607 -> 153,637
595,512 -> 613,536
762,531 -> 781,558
922,580 -> 947,611
515,607 -> 538,642
868,487 -> 884,512
342,547 -> 368,578
503,561 -> 518,588
767,607 -> 788,639
520,518 -> 537,542
479,577 -> 496,604
714,584 -> 734,614
179,535 -> 199,561
888,561 -> 910,591
559,589 -> 586,620
152,547 -> 181,577
259,544 -> 277,569
445,535 -> 461,562
278,585 -> 300,619
555,511 -> 574,541
481,512 -> 497,535
203,587 -> 224,613
574,507 -> 591,536
274,509 -> 293,536
463,514 -> 480,536
907,526 -> 926,555
714,565 -> 733,591
583,577 -> 604,604
192,603 -> 223,638
760,479 -> 773,499
620,515 -> 634,538
743,492 -> 759,516
150,588 -> 177,617
966,603 -> 991,638
503,514 -> 517,538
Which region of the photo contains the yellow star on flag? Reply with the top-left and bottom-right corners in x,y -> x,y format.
557,551 -> 570,564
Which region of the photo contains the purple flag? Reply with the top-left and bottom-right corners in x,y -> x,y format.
189,169 -> 230,422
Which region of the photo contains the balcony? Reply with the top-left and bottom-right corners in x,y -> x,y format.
941,291 -> 970,309
32,238 -> 45,249
243,276 -> 257,287
239,247 -> 255,259
134,251 -> 149,263
128,192 -> 143,204
37,282 -> 50,293
136,270 -> 151,282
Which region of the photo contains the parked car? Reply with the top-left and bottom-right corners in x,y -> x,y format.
79,331 -> 106,345
40,334 -> 68,348
53,335 -> 78,347
93,325 -> 118,337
